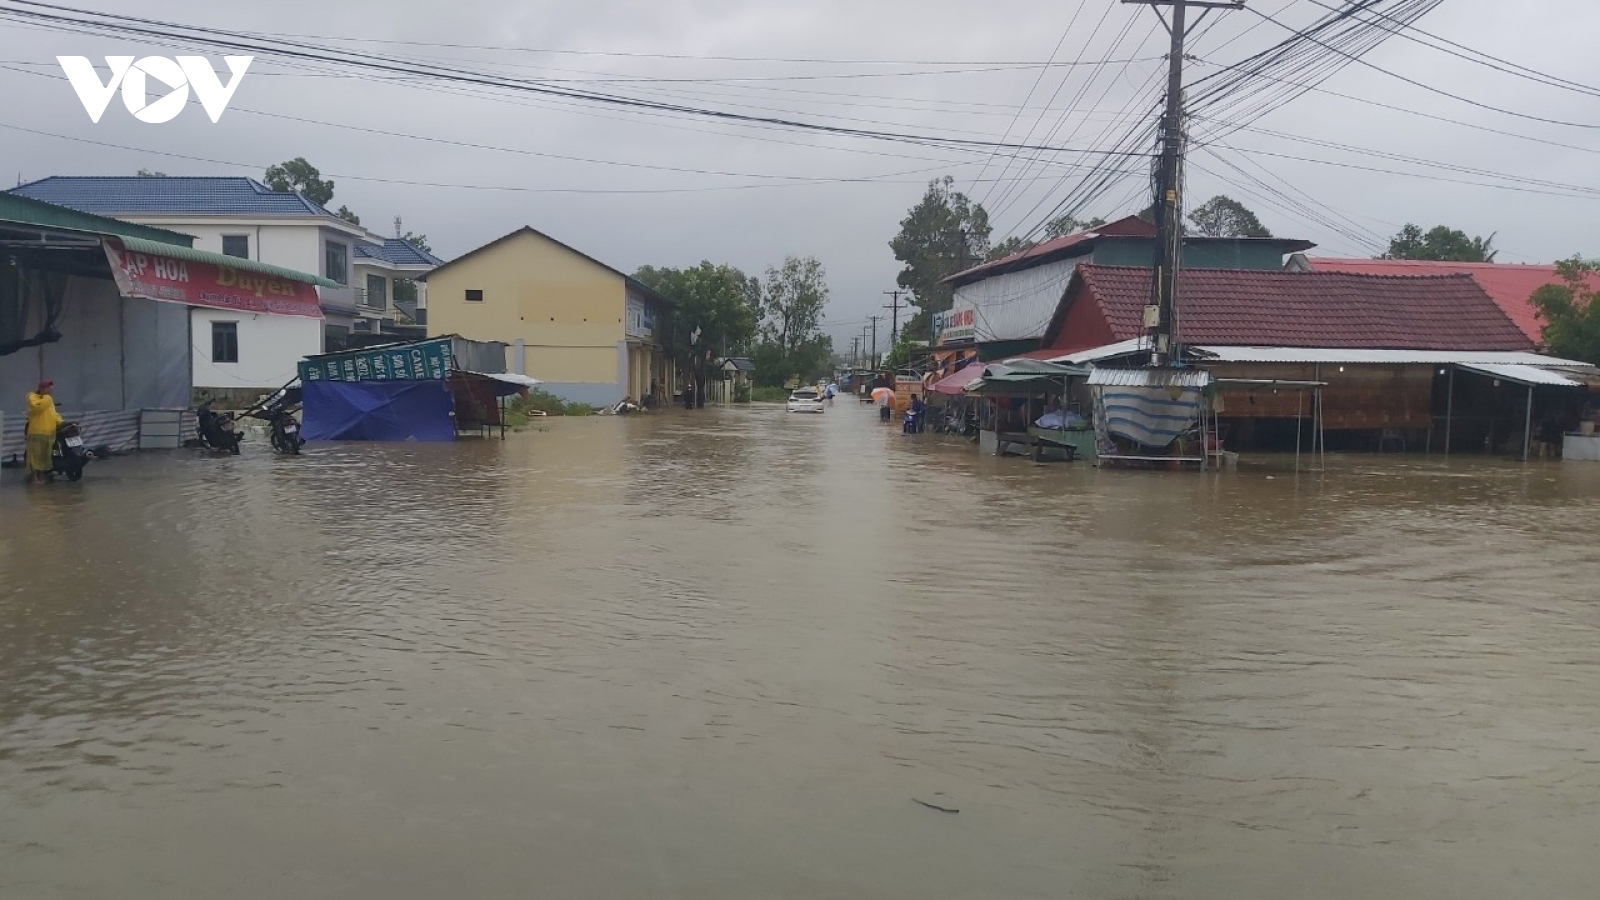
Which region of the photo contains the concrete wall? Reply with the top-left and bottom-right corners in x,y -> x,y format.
427,229 -> 628,402
119,218 -> 327,276
190,307 -> 322,394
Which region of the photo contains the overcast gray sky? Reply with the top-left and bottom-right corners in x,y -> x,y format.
3,0 -> 1597,351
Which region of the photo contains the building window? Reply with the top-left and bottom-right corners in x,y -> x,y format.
211,321 -> 239,363
324,325 -> 350,353
365,273 -> 387,310
324,241 -> 348,285
221,234 -> 249,259
465,289 -> 484,302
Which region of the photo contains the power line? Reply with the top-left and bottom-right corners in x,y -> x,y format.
1243,2 -> 1600,130
1296,0 -> 1600,100
0,2 -> 1157,159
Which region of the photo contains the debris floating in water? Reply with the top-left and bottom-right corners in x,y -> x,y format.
913,798 -> 959,814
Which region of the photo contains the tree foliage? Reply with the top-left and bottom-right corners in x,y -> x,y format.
987,236 -> 1032,261
1531,257 -> 1600,365
752,256 -> 832,386
634,261 -> 759,368
135,167 -> 167,177
401,232 -> 431,253
1043,214 -> 1107,240
335,205 -> 361,226
889,176 -> 993,338
1187,195 -> 1272,238
1382,223 -> 1497,262
264,157 -> 335,206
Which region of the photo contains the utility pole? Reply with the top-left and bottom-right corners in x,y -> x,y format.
861,325 -> 871,370
1123,0 -> 1242,366
851,336 -> 860,369
882,289 -> 906,345
868,315 -> 882,368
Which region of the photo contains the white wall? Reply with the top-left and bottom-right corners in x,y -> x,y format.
190,307 -> 321,391
119,218 -> 325,275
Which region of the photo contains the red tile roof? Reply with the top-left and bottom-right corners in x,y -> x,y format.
1307,258 -> 1596,345
1054,265 -> 1534,351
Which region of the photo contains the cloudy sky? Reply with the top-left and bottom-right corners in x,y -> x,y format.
2,0 -> 1597,352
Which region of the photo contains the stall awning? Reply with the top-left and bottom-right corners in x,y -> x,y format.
104,236 -> 330,318
1456,362 -> 1588,388
929,363 -> 986,396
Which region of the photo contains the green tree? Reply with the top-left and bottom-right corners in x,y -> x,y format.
335,205 -> 361,226
987,236 -> 1033,261
136,167 -> 167,177
889,176 -> 993,339
401,232 -> 431,253
753,256 -> 832,386
1187,195 -> 1272,238
1382,223 -> 1498,262
1531,256 -> 1600,364
264,157 -> 335,206
1043,213 -> 1107,239
634,262 -> 759,369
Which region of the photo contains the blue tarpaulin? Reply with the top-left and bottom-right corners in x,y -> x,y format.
302,379 -> 456,442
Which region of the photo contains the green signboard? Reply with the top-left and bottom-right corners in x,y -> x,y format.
298,338 -> 453,383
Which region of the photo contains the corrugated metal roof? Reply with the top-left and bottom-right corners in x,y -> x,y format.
0,192 -> 194,246
1087,367 -> 1213,388
1044,338 -> 1151,364
1190,346 -> 1591,366
11,176 -> 344,220
115,236 -> 340,287
1456,363 -> 1586,388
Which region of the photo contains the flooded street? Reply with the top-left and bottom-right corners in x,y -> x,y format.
3,404 -> 1600,898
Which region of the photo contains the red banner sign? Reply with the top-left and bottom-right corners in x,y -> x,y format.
104,238 -> 323,318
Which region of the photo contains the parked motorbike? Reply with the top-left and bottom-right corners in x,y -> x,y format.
52,421 -> 92,481
243,385 -> 305,455
196,403 -> 242,455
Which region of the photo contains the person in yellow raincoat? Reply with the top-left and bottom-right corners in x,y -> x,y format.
25,379 -> 62,483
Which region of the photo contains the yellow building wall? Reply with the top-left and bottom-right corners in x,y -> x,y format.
426,229 -> 625,384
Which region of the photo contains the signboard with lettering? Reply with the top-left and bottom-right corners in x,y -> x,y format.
297,337 -> 453,383
625,296 -> 656,340
933,305 -> 977,345
103,238 -> 322,318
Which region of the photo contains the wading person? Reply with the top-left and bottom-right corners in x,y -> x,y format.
25,379 -> 62,484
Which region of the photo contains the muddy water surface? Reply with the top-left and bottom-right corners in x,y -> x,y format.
3,405 -> 1599,898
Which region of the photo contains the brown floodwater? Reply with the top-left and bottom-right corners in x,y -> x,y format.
3,404 -> 1599,898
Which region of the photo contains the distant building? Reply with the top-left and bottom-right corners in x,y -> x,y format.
1,192 -> 329,453
422,226 -> 674,407
934,215 -> 1315,364
1291,255 -> 1600,347
8,175 -> 422,399
1030,265 -> 1600,455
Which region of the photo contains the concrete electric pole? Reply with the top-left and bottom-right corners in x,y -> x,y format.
1122,0 -> 1241,365
882,289 -> 906,346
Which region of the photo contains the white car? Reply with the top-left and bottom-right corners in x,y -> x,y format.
786,388 -> 825,413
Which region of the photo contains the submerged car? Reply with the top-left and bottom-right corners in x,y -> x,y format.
786,388 -> 825,413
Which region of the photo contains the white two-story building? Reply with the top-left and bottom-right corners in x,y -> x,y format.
10,176 -> 436,404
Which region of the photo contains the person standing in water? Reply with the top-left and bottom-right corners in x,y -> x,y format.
25,379 -> 62,484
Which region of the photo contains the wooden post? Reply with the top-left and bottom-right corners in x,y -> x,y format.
1523,383 -> 1533,462
1444,367 -> 1454,456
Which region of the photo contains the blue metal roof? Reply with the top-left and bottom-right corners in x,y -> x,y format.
355,237 -> 443,268
9,176 -> 345,220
